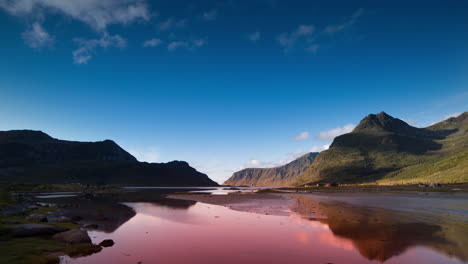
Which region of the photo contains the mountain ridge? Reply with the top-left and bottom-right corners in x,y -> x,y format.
224,152 -> 318,187
0,130 -> 218,186
298,111 -> 467,185
226,111 -> 467,187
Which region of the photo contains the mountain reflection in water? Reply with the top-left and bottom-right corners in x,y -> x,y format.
61,195 -> 467,264
290,195 -> 468,262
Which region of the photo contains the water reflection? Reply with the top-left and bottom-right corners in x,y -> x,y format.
61,195 -> 466,264
290,195 -> 468,262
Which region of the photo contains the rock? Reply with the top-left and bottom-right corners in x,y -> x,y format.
418,183 -> 428,187
0,205 -> 26,216
99,239 -> 115,247
71,216 -> 83,221
56,216 -> 71,223
83,224 -> 99,229
26,213 -> 48,222
7,224 -> 69,237
430,182 -> 442,188
52,229 -> 91,244
27,205 -> 38,210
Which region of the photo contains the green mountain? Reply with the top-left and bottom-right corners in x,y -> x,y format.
297,112 -> 468,185
0,130 -> 218,186
224,152 -> 318,187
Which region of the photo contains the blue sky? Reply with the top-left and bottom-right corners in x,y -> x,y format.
0,0 -> 467,184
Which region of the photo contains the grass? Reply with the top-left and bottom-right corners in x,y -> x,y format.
297,124 -> 467,186
0,237 -> 101,264
0,189 -> 14,205
377,149 -> 468,184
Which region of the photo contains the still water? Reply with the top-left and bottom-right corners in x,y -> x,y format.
60,193 -> 467,264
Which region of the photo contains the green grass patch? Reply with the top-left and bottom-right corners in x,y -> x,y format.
0,237 -> 101,264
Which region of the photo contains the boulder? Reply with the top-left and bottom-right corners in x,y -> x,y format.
83,224 -> 99,229
52,229 -> 91,244
26,213 -> 48,222
56,216 -> 72,223
99,239 -> 115,247
71,216 -> 83,221
27,205 -> 39,210
8,224 -> 69,237
0,205 -> 26,216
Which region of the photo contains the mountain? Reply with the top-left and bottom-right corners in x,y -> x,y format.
297,112 -> 467,185
224,152 -> 319,187
0,130 -> 218,186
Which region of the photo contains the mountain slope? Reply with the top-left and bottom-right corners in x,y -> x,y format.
224,152 -> 318,187
297,112 -> 467,185
0,130 -> 218,186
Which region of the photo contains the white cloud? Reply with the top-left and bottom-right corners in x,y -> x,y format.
444,112 -> 462,120
276,8 -> 363,54
167,39 -> 205,51
128,147 -> 160,163
193,39 -> 205,47
316,124 -> 356,141
323,8 -> 364,35
21,22 -> 54,49
143,38 -> 162,47
202,10 -> 217,21
0,0 -> 151,32
72,33 -> 126,64
310,144 -> 329,152
277,24 -> 315,52
248,31 -> 261,42
158,18 -> 186,31
306,44 -> 319,53
167,41 -> 186,51
294,131 -> 309,141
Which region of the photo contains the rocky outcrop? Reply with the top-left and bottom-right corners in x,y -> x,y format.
52,229 -> 92,244
7,224 -> 69,237
99,239 -> 115,247
25,213 -> 48,222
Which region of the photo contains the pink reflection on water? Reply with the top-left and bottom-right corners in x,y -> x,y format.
61,202 -> 465,264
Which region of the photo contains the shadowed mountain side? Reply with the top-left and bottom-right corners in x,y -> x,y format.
290,196 -> 467,262
297,112 -> 467,185
0,130 -> 136,168
0,130 -> 218,186
224,152 -> 318,187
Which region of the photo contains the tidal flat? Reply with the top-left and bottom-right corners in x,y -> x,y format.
1,187 -> 467,264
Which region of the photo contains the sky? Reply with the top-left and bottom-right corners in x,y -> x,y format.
0,0 -> 467,184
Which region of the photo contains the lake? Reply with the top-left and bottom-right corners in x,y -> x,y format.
59,191 -> 468,264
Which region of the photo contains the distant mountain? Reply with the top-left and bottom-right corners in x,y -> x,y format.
0,130 -> 218,186
297,112 -> 467,185
224,152 -> 318,187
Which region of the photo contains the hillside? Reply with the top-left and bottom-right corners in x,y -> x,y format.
224,152 -> 318,187
0,130 -> 218,186
297,112 -> 467,185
